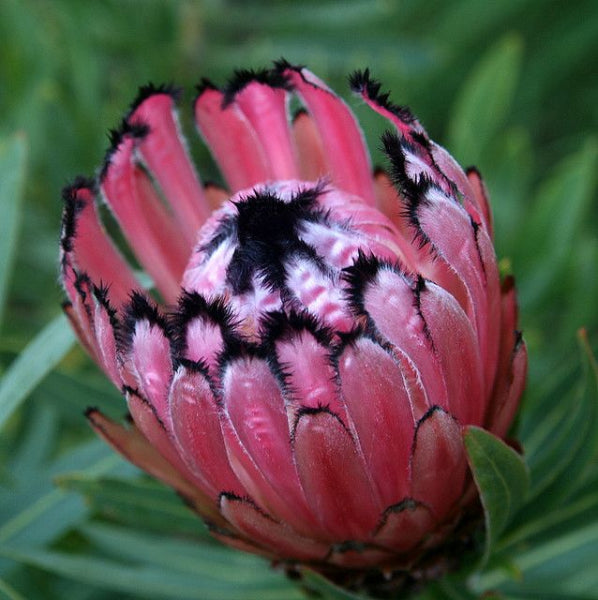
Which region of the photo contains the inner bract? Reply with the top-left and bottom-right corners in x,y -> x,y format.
181,180 -> 409,339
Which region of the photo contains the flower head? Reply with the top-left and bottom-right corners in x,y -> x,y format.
60,63 -> 526,588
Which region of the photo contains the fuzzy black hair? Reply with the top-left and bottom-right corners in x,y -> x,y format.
126,82 -> 182,119
381,130 -> 436,250
100,119 -> 150,181
225,187 -> 327,295
119,291 -> 169,352
60,176 -> 96,256
349,68 -> 417,124
92,283 -> 121,333
341,250 -> 382,308
221,68 -> 293,108
198,214 -> 237,259
122,385 -> 169,432
272,58 -> 305,74
169,291 -> 237,359
260,309 -> 333,348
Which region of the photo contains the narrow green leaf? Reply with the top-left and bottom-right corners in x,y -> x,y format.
0,133 -> 27,329
498,490 -> 598,552
77,522 -> 267,579
500,594 -> 597,600
516,138 -> 597,307
464,427 -> 529,563
447,34 -> 523,164
0,313 -> 75,429
8,404 -> 58,480
483,126 -> 533,253
300,568 -> 370,600
0,546 -> 303,600
512,329 -> 598,523
476,521 -> 598,593
0,577 -> 26,600
0,441 -> 123,547
56,475 -> 210,538
425,577 -> 480,600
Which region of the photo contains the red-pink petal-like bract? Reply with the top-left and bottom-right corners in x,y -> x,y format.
60,63 -> 526,589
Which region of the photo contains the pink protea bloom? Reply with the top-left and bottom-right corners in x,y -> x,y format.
60,63 -> 526,587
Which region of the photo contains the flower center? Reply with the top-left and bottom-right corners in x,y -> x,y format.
181,180 -> 404,339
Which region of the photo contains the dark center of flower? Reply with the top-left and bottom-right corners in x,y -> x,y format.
226,187 -> 326,295
181,180 -> 404,337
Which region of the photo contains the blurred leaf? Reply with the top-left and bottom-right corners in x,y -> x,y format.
0,544 -> 303,600
0,314 -> 75,429
77,522 -> 272,580
473,332 -> 598,596
483,126 -> 533,254
0,133 -> 27,330
500,595 -> 597,600
515,330 -> 598,512
498,489 -> 598,553
565,237 -> 598,336
422,578 -> 480,600
447,34 -> 523,164
8,403 -> 58,481
56,475 -> 210,538
515,138 -> 598,308
300,568 -> 369,599
475,521 -> 598,596
0,577 -> 26,600
0,438 -> 125,550
464,427 -> 529,563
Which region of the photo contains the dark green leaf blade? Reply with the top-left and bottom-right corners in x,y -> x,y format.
447,34 -> 523,165
475,521 -> 598,596
56,475 -> 211,539
515,139 -> 598,309
77,522 -> 264,578
300,568 -> 370,600
0,314 -> 75,429
502,330 -> 598,551
0,133 -> 27,330
0,545 -> 303,600
0,576 -> 26,600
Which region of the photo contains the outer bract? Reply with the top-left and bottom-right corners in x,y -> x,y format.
60,63 -> 526,593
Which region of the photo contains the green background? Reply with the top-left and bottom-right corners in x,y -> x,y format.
1,1 -> 597,599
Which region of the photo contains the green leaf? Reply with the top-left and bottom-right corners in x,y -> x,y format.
475,521 -> 598,595
0,314 -> 75,429
0,545 -> 303,600
0,439 -> 125,548
498,490 -> 598,552
515,138 -> 598,308
0,133 -> 27,330
56,475 -> 211,539
513,329 -> 598,519
423,577 -> 480,600
464,427 -> 529,563
77,522 -> 273,579
501,595 -> 597,600
300,568 -> 370,600
447,34 -> 523,164
0,577 -> 26,600
482,126 -> 533,254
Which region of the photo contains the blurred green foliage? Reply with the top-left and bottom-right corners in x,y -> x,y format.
0,1 -> 597,598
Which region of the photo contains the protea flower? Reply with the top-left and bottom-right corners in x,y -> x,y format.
59,62 -> 526,594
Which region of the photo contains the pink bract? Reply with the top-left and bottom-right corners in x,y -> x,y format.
60,63 -> 526,584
